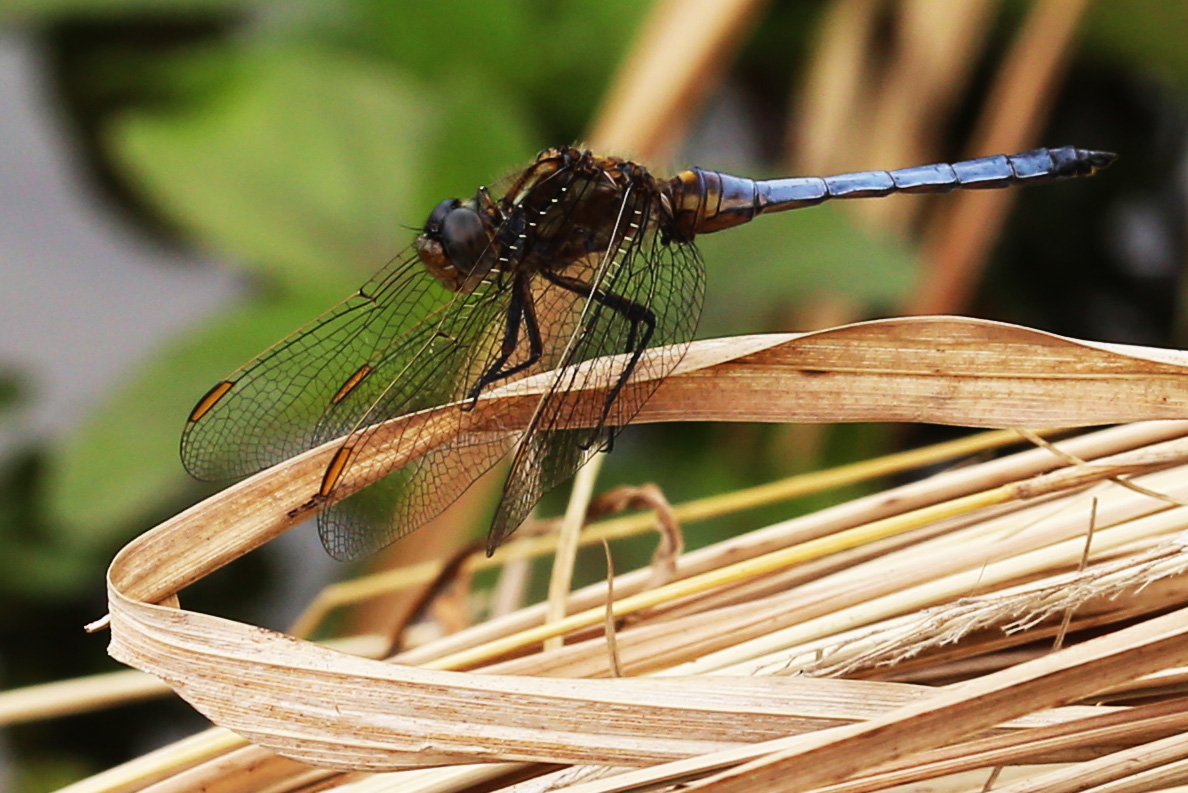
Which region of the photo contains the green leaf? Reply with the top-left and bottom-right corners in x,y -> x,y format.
414,70 -> 540,211
347,0 -> 539,86
108,43 -> 435,289
322,0 -> 647,138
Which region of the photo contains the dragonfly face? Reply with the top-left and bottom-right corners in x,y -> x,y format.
182,144 -> 1113,560
416,189 -> 503,293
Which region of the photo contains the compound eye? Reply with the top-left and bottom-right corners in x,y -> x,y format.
440,205 -> 488,274
424,198 -> 460,234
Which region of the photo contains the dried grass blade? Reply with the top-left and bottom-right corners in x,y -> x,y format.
397,422 -> 1188,671
110,570 -> 995,771
985,729 -> 1188,793
544,605 -> 1188,792
99,319 -> 1188,778
683,605 -> 1188,792
112,320 -> 1188,608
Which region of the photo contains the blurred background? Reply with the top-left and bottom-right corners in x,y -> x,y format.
0,0 -> 1183,789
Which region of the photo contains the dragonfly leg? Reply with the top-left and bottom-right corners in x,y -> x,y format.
464,275 -> 544,408
542,271 -> 656,448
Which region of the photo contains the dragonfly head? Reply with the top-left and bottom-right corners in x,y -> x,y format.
416,197 -> 496,292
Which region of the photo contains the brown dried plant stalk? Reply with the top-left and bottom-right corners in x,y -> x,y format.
68,317 -> 1188,793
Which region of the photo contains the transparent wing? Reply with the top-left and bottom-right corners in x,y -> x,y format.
485,186 -> 707,551
311,282 -> 522,559
314,167 -> 609,559
181,238 -> 522,563
180,247 -> 470,480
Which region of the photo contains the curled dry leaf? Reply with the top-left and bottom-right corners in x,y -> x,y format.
105,316 -> 1188,773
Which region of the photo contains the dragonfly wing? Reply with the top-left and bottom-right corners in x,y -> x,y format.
180,247 -> 450,480
182,239 -> 522,561
308,269 -> 523,559
317,433 -> 519,560
485,192 -> 707,552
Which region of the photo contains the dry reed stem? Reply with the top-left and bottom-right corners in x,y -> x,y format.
55,729 -> 252,793
93,320 -> 1188,784
0,635 -> 388,729
424,437 -> 1188,673
92,451 -> 1188,788
986,730 -> 1188,793
108,318 -> 1188,608
544,454 -> 605,652
288,427 -> 1036,639
7,424 -> 1157,731
0,669 -> 168,726
799,698 -> 1188,793
541,604 -> 1188,792
74,421 -> 1188,790
585,0 -> 768,159
749,530 -> 1188,679
483,696 -> 1188,793
396,421 -> 1188,672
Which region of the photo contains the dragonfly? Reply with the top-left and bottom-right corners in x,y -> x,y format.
182,144 -> 1115,560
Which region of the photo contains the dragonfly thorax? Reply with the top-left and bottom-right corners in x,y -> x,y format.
416,195 -> 499,293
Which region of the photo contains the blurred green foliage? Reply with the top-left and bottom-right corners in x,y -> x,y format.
0,368 -> 25,414
1082,0 -> 1188,91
